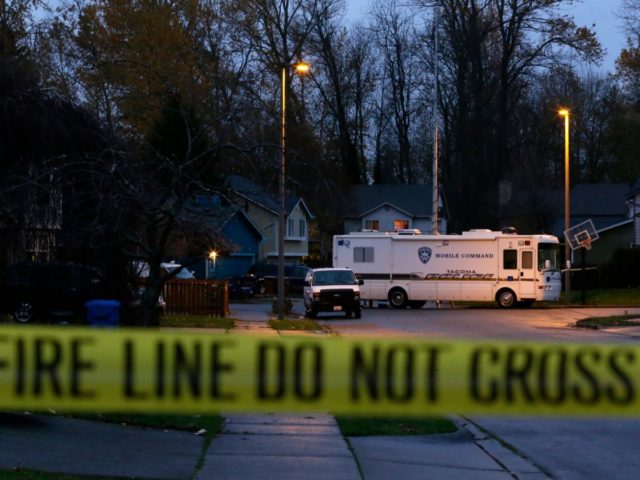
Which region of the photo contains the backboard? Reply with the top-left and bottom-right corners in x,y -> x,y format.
564,219 -> 598,251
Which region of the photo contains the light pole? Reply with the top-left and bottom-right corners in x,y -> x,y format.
278,60 -> 309,319
559,109 -> 571,304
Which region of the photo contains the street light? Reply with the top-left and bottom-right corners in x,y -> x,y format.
278,60 -> 310,319
559,108 -> 571,304
208,250 -> 218,279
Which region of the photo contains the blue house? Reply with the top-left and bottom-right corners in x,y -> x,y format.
186,195 -> 264,280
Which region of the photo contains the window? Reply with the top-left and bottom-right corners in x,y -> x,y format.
354,247 -> 374,263
286,219 -> 306,239
522,251 -> 533,270
394,219 -> 409,230
538,243 -> 559,271
364,219 -> 379,231
503,249 -> 517,269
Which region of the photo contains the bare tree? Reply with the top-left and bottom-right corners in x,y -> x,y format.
307,5 -> 367,184
371,0 -> 425,184
416,0 -> 601,230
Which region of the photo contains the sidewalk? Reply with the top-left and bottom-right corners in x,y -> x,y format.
0,302 -> 549,479
0,411 -> 547,479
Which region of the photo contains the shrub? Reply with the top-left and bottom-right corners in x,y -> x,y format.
599,248 -> 640,288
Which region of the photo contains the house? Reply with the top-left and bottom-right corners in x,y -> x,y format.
205,206 -> 265,280
179,194 -> 264,280
226,175 -> 314,265
342,184 -> 447,234
502,182 -> 636,264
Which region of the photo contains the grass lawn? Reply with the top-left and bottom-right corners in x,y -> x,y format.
0,471 -> 114,480
336,415 -> 457,436
564,288 -> 640,306
160,314 -> 235,330
0,412 -> 223,480
575,314 -> 640,329
268,318 -> 328,332
62,412 -> 223,433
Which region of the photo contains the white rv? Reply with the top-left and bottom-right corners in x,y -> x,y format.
333,229 -> 562,308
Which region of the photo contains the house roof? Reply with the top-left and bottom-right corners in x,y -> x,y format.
227,175 -> 313,218
505,183 -> 630,236
345,184 -> 436,218
597,218 -> 633,235
191,194 -> 264,240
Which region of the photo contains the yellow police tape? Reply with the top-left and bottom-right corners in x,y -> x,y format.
1,326 -> 638,416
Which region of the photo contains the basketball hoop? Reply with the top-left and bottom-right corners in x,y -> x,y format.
565,219 -> 599,252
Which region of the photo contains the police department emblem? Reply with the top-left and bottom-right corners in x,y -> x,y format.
418,247 -> 432,264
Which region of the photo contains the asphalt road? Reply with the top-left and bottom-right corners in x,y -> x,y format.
321,303 -> 640,342
320,303 -> 640,480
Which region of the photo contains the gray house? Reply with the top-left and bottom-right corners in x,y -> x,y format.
343,185 -> 447,234
227,175 -> 314,264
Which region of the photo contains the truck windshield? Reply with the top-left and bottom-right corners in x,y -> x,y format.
538,243 -> 560,271
313,270 -> 356,285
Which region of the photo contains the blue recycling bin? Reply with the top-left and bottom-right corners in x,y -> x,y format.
85,299 -> 120,327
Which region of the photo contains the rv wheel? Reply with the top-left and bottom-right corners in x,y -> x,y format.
389,288 -> 408,309
496,289 -> 516,308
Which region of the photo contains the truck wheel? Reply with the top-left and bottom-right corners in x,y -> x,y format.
409,301 -> 426,309
13,302 -> 35,323
306,307 -> 317,319
354,306 -> 362,319
389,288 -> 408,309
496,289 -> 516,308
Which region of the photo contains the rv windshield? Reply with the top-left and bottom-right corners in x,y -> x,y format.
538,243 -> 560,271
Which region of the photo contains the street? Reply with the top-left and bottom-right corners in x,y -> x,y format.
319,304 -> 640,480
321,304 -> 640,342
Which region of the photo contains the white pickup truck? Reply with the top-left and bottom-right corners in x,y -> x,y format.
303,268 -> 362,319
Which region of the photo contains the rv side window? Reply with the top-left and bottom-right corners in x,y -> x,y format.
503,249 -> 517,269
354,247 -> 374,263
522,251 -> 533,270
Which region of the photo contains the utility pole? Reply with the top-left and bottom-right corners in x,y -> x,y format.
431,4 -> 440,235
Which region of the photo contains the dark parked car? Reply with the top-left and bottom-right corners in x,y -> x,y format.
227,276 -> 258,299
0,262 -> 103,323
246,263 -> 310,294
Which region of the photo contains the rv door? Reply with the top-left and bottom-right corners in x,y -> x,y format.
519,249 -> 535,299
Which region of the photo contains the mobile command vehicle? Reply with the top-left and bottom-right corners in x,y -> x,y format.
333,229 -> 562,308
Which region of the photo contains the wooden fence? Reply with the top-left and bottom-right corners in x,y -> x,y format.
163,279 -> 229,317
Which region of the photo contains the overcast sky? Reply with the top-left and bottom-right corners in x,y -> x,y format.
345,0 -> 626,72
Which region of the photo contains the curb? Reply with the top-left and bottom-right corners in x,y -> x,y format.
453,416 -> 551,479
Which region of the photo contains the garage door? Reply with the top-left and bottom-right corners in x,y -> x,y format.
214,255 -> 254,279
